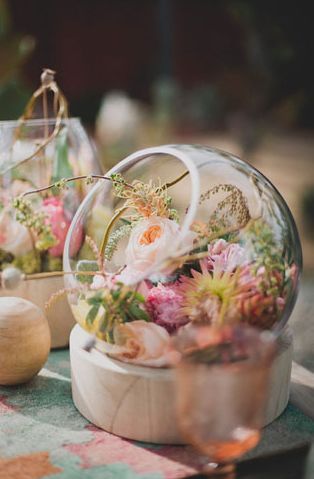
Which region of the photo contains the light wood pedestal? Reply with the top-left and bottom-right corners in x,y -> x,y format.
70,324 -> 293,444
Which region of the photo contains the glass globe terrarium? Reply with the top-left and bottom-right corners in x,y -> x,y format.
0,69 -> 101,348
0,117 -> 99,348
0,117 -> 98,275
64,144 -> 302,366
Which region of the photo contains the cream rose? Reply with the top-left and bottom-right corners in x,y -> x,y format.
96,320 -> 170,367
0,208 -> 33,256
124,216 -> 195,279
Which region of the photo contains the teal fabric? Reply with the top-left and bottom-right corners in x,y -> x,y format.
0,349 -> 313,478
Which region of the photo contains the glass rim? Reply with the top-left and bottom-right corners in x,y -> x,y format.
170,324 -> 277,368
0,117 -> 81,127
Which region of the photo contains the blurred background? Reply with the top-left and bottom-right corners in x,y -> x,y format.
1,0 -> 314,271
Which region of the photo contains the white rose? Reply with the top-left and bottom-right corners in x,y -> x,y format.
0,209 -> 33,256
124,216 -> 195,277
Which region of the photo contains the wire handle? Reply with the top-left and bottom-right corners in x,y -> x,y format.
13,68 -> 68,166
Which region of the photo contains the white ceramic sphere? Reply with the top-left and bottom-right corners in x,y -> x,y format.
0,297 -> 51,385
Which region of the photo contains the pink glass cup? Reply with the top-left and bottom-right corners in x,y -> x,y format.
170,324 -> 277,477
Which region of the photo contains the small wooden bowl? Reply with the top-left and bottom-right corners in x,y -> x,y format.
1,276 -> 75,349
70,324 -> 293,444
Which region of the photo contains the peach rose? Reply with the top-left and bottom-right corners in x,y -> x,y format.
96,320 -> 170,367
124,216 -> 195,280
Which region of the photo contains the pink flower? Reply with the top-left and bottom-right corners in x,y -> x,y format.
207,239 -> 248,273
96,320 -> 170,367
235,265 -> 286,329
124,216 -> 195,280
42,197 -> 82,257
177,261 -> 286,329
146,283 -> 189,333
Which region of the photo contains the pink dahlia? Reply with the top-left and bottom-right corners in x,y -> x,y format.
146,283 -> 189,333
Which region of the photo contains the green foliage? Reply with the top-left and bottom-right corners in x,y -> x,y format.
76,260 -> 99,284
242,218 -> 287,297
12,249 -> 41,274
110,173 -> 179,221
244,219 -> 285,272
51,127 -> 73,184
44,254 -> 63,272
104,223 -> 132,260
12,196 -> 57,251
110,173 -> 125,195
84,284 -> 150,342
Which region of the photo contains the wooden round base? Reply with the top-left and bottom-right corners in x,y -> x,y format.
1,277 -> 75,349
70,324 -> 293,444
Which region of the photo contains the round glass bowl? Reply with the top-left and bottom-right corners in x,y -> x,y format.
64,145 -> 302,354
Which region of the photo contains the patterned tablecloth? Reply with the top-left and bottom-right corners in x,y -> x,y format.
0,347 -> 313,479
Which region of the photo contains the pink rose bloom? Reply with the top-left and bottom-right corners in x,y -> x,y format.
42,197 -> 82,257
207,239 -> 248,273
96,320 -> 170,367
146,283 -> 189,333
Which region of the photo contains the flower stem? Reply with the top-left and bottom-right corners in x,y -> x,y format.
163,170 -> 189,189
22,175 -> 112,197
24,270 -> 102,281
99,206 -> 129,258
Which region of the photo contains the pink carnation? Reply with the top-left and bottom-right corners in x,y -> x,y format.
146,283 -> 189,333
42,197 -> 82,257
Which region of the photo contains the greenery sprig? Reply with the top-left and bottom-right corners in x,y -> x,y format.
111,173 -> 179,221
192,184 -> 251,240
12,196 -> 57,251
85,286 -> 150,343
104,223 -> 133,260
